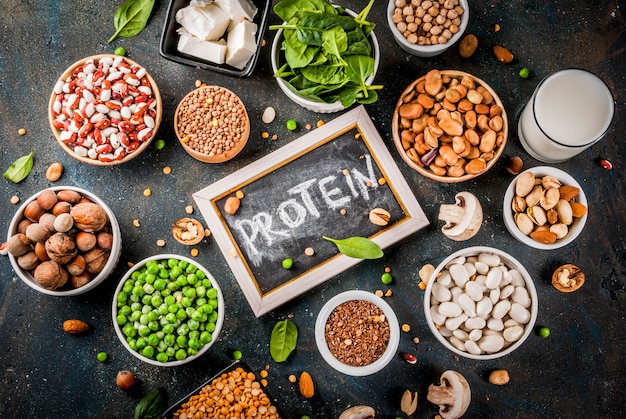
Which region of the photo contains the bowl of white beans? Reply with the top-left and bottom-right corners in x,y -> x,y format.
423,246 -> 538,360
387,0 -> 469,57
49,54 -> 162,166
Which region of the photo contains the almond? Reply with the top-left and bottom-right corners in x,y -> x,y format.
63,319 -> 89,334
529,230 -> 557,244
570,201 -> 588,218
559,185 -> 580,201
493,45 -> 513,63
299,371 -> 314,399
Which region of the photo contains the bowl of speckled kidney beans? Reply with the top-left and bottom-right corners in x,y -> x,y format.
315,290 -> 400,376
49,54 -> 162,165
174,85 -> 250,163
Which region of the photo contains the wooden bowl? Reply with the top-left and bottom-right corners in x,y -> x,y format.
48,54 -> 162,166
174,86 -> 249,163
392,70 -> 508,183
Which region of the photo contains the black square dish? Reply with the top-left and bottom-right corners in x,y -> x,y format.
161,360 -> 286,418
160,0 -> 271,77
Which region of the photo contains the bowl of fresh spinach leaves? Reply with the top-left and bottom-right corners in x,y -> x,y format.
270,0 -> 381,113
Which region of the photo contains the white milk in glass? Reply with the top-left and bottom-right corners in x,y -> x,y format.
518,69 -> 614,163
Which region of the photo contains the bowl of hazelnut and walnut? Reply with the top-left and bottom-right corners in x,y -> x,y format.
6,186 -> 121,296
387,0 -> 469,57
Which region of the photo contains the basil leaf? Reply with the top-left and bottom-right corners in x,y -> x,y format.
322,236 -> 383,259
270,319 -> 298,362
108,0 -> 155,43
3,150 -> 34,183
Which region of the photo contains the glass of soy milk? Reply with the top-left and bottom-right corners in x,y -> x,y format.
518,69 -> 614,163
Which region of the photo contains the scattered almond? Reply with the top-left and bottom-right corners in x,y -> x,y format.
63,319 -> 89,334
570,201 -> 587,218
493,45 -> 514,63
299,371 -> 314,399
529,230 -> 557,244
46,162 -> 64,182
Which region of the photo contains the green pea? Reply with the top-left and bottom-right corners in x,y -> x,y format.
119,305 -> 132,316
142,346 -> 155,358
147,334 -> 159,347
519,67 -> 530,79
207,288 -> 218,299
538,326 -> 550,338
154,139 -> 165,150
200,331 -> 212,344
232,350 -> 242,360
286,119 -> 297,130
381,272 -> 393,284
282,258 -> 293,269
117,314 -> 128,326
136,337 -> 147,350
97,351 -> 108,362
176,335 -> 187,348
114,46 -> 125,56
123,323 -> 137,338
156,352 -> 169,363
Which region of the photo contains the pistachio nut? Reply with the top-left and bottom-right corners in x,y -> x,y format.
369,208 -> 391,226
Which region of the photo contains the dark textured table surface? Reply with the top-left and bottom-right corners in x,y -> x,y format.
1,0 -> 625,418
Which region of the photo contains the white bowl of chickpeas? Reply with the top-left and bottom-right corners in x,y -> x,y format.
392,69 -> 508,182
387,0 -> 469,57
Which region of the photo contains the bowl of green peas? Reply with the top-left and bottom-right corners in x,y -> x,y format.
112,254 -> 224,366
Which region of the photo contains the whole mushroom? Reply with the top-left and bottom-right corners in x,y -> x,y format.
437,192 -> 483,241
427,370 -> 471,419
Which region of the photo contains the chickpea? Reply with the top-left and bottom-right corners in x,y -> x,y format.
397,21 -> 408,32
395,0 -> 407,7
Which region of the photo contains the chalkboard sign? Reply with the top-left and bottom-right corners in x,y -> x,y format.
194,106 -> 429,316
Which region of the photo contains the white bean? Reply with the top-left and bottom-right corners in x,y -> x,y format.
465,316 -> 486,330
492,300 -> 511,319
503,325 -> 524,342
452,329 -> 469,341
510,303 -> 531,324
486,268 -> 502,289
479,252 -> 501,267
468,328 -> 483,342
487,317 -> 504,331
439,301 -> 462,317
458,293 -> 476,317
478,334 -> 505,353
489,287 -> 500,304
512,287 -> 531,308
430,305 -> 447,325
449,336 -> 466,352
476,296 -> 493,318
509,269 -> 525,286
449,263 -> 470,287
432,282 -> 452,302
500,284 -> 515,300
463,262 -> 477,277
465,340 -> 482,355
465,281 -> 483,301
445,314 -> 468,331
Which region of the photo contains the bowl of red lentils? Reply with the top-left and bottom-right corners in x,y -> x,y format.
48,54 -> 162,165
387,0 -> 469,57
315,290 -> 400,376
174,85 -> 250,163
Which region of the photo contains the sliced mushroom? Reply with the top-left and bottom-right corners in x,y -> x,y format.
338,406 -> 375,419
437,192 -> 483,241
427,370 -> 471,419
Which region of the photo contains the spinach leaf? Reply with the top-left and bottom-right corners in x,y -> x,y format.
270,319 -> 298,362
322,236 -> 384,259
322,25 -> 348,62
108,0 -> 155,43
3,150 -> 34,183
274,0 -> 338,22
134,387 -> 166,419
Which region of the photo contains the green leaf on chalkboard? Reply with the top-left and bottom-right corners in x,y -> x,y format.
270,319 -> 298,362
322,236 -> 383,259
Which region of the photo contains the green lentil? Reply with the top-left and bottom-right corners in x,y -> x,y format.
115,258 -> 220,363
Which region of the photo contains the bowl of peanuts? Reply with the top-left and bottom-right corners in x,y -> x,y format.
174,85 -> 250,163
49,54 -> 162,166
503,166 -> 588,250
315,290 -> 400,376
424,246 -> 538,360
392,69 -> 508,182
387,0 -> 469,57
6,186 -> 121,296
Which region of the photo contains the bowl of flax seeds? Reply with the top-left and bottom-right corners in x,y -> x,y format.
315,290 -> 400,376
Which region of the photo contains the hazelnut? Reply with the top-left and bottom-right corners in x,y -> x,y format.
56,190 -> 81,204
53,213 -> 74,233
39,213 -> 57,233
17,218 -> 33,234
36,189 -> 58,211
24,200 -> 44,222
96,232 -> 114,251
70,202 -> 108,232
52,201 -> 72,216
71,272 -> 91,288
506,156 -> 524,175
67,255 -> 86,276
34,242 -> 50,262
76,231 -> 97,252
45,232 -> 78,264
17,251 -> 40,271
84,247 -> 110,274
6,233 -> 32,257
34,260 -> 68,290
25,223 -> 51,243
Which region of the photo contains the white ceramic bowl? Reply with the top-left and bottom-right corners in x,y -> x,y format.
503,166 -> 588,250
7,186 -> 121,296
112,254 -> 224,367
270,9 -> 380,113
423,246 -> 538,360
387,0 -> 469,57
315,290 -> 400,376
